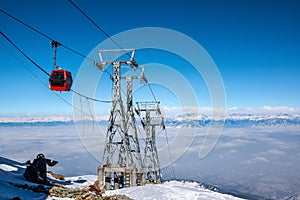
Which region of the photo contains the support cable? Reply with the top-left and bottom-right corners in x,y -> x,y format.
1,31 -> 50,76
0,31 -> 112,104
67,0 -> 136,63
1,7 -> 158,103
66,1 -> 159,103
1,8 -> 114,77
0,9 -> 94,62
80,96 -> 84,136
164,128 -> 176,179
0,38 -> 91,117
1,8 -> 158,104
71,89 -> 112,103
87,98 -> 96,133
147,83 -> 158,103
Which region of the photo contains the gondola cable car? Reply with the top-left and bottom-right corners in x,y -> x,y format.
49,41 -> 73,91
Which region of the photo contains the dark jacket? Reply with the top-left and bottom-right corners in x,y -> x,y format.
32,158 -> 57,173
23,157 -> 58,184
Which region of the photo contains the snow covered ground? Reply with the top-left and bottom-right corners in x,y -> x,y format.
105,181 -> 243,200
0,156 -> 48,200
0,156 -> 244,200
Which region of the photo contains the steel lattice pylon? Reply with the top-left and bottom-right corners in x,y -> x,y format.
136,101 -> 165,183
103,62 -> 132,167
94,49 -> 148,189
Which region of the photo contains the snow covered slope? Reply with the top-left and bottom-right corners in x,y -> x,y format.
105,181 -> 244,200
0,157 -> 49,199
0,156 -> 245,200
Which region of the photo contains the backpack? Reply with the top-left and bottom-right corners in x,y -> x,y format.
23,164 -> 38,182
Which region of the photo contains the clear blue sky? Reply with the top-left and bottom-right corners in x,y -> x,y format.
1,0 -> 299,115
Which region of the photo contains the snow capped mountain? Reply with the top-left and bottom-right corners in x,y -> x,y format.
1,107 -> 300,127
166,112 -> 300,127
0,156 -> 245,200
163,106 -> 300,127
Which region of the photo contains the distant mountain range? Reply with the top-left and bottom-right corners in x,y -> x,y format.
1,112 -> 300,128
166,112 -> 300,127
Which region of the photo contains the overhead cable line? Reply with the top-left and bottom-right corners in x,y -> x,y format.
1,8 -> 114,78
1,5 -> 159,112
71,89 -> 112,103
1,6 -> 157,103
0,8 -> 93,62
164,128 -> 176,179
1,31 -> 50,76
67,0 -> 136,63
0,38 -> 92,116
0,31 -> 112,104
66,0 -> 159,103
147,84 -> 158,103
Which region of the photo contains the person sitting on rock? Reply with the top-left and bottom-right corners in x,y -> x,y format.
23,153 -> 58,185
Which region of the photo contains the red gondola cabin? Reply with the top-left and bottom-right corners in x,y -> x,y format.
49,69 -> 73,91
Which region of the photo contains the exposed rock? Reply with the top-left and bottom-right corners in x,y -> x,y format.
103,195 -> 133,200
89,180 -> 105,195
48,184 -> 132,200
48,170 -> 66,181
49,185 -> 103,199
